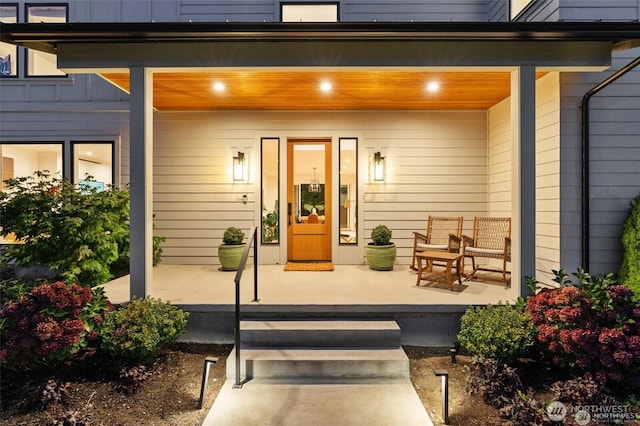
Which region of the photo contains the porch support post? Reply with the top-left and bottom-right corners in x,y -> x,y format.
511,66 -> 536,297
129,67 -> 154,299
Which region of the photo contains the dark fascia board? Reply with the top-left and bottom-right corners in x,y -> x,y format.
2,21 -> 640,55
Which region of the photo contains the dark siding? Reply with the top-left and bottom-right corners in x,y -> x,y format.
559,47 -> 640,274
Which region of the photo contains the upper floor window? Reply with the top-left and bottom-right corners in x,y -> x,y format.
0,5 -> 18,77
281,2 -> 339,22
26,4 -> 67,76
510,0 -> 534,20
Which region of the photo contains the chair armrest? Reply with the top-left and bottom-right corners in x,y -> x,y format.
413,231 -> 428,247
504,237 -> 511,262
462,234 -> 474,248
448,234 -> 461,253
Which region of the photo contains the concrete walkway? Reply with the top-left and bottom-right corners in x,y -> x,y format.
203,379 -> 434,426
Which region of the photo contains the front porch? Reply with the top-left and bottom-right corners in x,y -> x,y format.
103,263 -> 516,345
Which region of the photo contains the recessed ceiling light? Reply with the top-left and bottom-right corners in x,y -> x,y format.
213,81 -> 226,93
86,151 -> 93,156
320,80 -> 333,93
426,81 -> 440,93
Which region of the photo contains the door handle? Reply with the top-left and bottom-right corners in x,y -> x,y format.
288,203 -> 292,225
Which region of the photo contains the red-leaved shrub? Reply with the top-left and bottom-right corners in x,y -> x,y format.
0,281 -> 113,369
526,283 -> 640,390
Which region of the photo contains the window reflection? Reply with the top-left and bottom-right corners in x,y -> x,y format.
339,138 -> 357,244
27,5 -> 67,76
73,143 -> 114,190
261,138 -> 279,244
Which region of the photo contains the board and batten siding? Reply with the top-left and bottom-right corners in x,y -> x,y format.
487,72 -> 561,285
516,0 -> 639,22
52,0 -> 493,23
151,110 -> 489,265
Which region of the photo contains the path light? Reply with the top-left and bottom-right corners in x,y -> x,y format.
199,356 -> 219,408
434,370 -> 450,425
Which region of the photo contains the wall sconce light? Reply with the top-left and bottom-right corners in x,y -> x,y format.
233,151 -> 245,181
373,151 -> 385,182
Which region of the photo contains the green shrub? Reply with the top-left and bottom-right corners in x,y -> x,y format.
370,224 -> 392,245
222,227 -> 245,245
619,193 -> 640,301
99,297 -> 189,360
0,171 -> 130,287
1,171 -> 166,286
458,303 -> 536,362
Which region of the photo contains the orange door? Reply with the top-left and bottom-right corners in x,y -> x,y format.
287,139 -> 332,261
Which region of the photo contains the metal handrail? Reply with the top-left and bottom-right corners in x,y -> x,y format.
233,226 -> 259,388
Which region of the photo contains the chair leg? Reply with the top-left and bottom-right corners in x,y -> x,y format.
410,253 -> 417,271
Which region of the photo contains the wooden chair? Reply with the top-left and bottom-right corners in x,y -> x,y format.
410,215 -> 463,271
462,216 -> 511,284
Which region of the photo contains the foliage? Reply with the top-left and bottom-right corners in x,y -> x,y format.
222,227 -> 245,245
41,379 -> 71,409
515,275 -> 541,311
262,200 -> 279,243
0,278 -> 39,307
525,268 -> 640,390
370,224 -> 392,246
550,373 -> 603,406
300,184 -> 325,216
110,217 -> 166,271
0,171 -> 130,287
99,297 -> 189,360
0,281 -> 114,369
117,365 -> 151,394
619,193 -> 640,301
458,303 -> 536,362
468,356 -> 550,424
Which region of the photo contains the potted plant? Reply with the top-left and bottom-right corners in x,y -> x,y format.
365,224 -> 396,270
218,227 -> 246,271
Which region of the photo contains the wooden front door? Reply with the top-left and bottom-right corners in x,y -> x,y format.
287,139 -> 332,261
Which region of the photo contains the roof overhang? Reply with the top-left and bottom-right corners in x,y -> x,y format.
2,22 -> 640,73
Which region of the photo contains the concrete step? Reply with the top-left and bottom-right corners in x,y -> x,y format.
226,347 -> 409,380
203,379 -> 433,426
239,320 -> 402,348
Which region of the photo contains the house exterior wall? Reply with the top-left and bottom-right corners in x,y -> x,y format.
515,0 -> 640,23
488,72 -> 561,285
61,0 -> 492,23
516,1 -> 640,275
153,110 -> 488,266
3,0 -> 640,276
559,47 -> 640,275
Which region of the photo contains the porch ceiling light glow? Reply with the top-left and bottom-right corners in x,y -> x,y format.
373,151 -> 385,182
319,80 -> 332,93
233,151 -> 245,181
213,81 -> 226,93
426,81 -> 440,93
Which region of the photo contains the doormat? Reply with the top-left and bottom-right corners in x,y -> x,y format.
284,262 -> 335,271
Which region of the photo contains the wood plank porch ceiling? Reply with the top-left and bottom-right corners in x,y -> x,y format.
101,70 -> 545,111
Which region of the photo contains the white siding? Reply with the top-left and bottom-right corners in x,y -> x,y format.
488,73 -> 561,285
535,73 -> 561,284
152,110 -> 488,265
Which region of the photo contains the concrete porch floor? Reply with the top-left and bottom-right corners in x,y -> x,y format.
103,263 -> 516,307
103,263 -> 516,346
